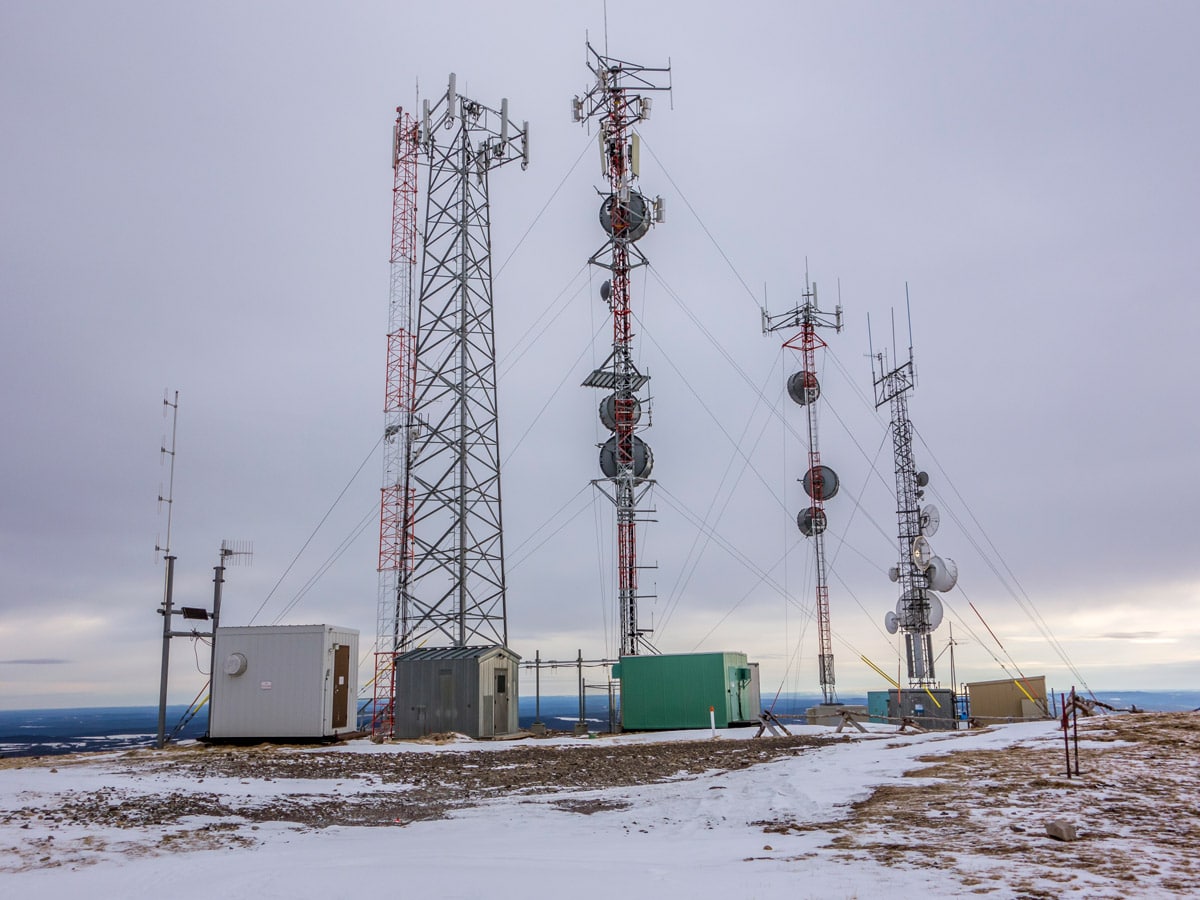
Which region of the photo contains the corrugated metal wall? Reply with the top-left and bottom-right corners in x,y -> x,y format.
393,646 -> 520,739
616,652 -> 754,730
887,688 -> 957,730
967,676 -> 1049,720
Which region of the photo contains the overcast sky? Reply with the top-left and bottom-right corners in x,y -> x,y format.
2,1 -> 1197,710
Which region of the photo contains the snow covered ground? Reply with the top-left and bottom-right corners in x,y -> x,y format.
2,712 -> 1196,898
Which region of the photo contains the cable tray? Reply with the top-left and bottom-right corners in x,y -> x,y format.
582,369 -> 650,391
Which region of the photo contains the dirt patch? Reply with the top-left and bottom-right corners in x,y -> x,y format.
551,797 -> 634,815
757,712 -> 1200,897
1,733 -> 824,869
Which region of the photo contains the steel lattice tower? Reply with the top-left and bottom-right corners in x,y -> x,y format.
763,282 -> 843,704
574,44 -> 670,658
373,108 -> 420,736
399,75 -> 528,652
872,311 -> 957,687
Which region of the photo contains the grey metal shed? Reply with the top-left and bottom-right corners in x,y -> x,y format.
393,645 -> 520,739
209,624 -> 358,741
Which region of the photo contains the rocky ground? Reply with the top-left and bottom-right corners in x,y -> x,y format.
0,731 -> 827,865
3,711 -> 1198,896
753,712 -> 1200,897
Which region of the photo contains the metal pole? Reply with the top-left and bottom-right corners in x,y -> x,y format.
207,558 -> 225,736
1072,686 -> 1080,775
948,623 -> 958,724
534,649 -> 542,725
577,648 -> 584,729
155,555 -> 176,749
1062,688 -> 1073,778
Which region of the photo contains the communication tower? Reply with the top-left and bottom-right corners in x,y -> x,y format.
762,281 -> 843,704
871,308 -> 957,686
573,44 -> 670,658
392,76 -> 528,656
373,107 -> 420,734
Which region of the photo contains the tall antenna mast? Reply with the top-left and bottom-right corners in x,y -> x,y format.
763,281 -> 843,704
155,390 -> 179,749
398,75 -> 529,651
871,304 -> 957,687
574,42 -> 671,658
374,107 -> 420,736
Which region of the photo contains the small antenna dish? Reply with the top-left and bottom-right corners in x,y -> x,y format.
802,465 -> 839,501
599,436 -> 653,479
600,279 -> 612,302
598,393 -> 641,431
920,504 -> 940,536
884,610 -> 899,635
599,191 -> 651,241
887,566 -> 900,583
926,593 -> 945,629
796,507 -> 827,537
897,589 -> 923,627
916,470 -> 930,487
787,371 -> 820,405
925,556 -> 958,592
911,535 -> 932,571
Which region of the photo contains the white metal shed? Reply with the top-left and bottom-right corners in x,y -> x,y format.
209,624 -> 358,741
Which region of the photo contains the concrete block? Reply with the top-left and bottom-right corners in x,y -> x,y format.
1045,820 -> 1078,841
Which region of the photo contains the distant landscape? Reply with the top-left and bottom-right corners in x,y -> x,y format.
2,690 -> 1197,759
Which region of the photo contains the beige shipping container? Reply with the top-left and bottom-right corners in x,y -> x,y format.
966,675 -> 1050,721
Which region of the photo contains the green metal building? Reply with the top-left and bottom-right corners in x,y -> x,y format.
613,652 -> 758,730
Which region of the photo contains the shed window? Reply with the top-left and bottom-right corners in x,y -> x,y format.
496,673 -> 507,694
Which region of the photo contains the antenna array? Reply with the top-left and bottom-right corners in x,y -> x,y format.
397,76 -> 528,651
763,282 -> 843,704
870,305 -> 957,686
574,42 -> 671,658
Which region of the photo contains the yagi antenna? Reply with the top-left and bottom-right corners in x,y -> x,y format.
155,389 -> 179,561
219,539 -> 254,567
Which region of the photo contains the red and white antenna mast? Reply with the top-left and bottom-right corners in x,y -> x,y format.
373,108 -> 420,735
575,43 -> 670,658
763,280 -> 843,705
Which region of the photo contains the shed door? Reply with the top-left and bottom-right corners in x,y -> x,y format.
331,644 -> 350,729
492,669 -> 509,736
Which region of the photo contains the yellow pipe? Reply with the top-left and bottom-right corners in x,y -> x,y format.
1013,678 -> 1036,703
923,686 -> 943,710
860,655 -> 900,689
